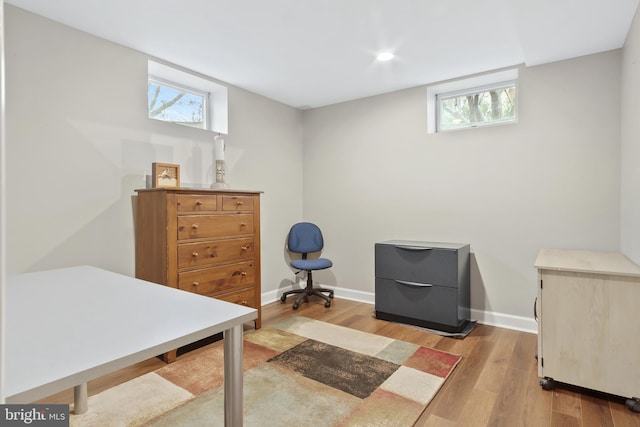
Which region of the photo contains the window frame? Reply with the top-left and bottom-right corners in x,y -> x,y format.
148,75 -> 210,130
147,60 -> 228,134
426,68 -> 519,134
436,80 -> 518,132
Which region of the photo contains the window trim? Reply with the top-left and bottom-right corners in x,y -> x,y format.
148,75 -> 211,130
148,60 -> 228,134
427,68 -> 518,134
435,80 -> 518,132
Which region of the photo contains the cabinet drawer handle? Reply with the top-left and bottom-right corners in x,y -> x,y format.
241,245 -> 249,251
394,280 -> 433,288
236,201 -> 244,206
240,222 -> 247,227
240,300 -> 249,306
192,281 -> 199,287
395,245 -> 433,251
192,252 -> 199,257
241,271 -> 247,276
191,224 -> 199,229
196,200 -> 203,205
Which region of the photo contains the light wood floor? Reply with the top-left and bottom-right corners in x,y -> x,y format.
39,298 -> 640,426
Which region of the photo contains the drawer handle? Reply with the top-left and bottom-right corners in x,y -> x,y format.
241,271 -> 247,276
236,201 -> 244,206
395,245 -> 433,251
192,252 -> 199,257
395,280 -> 433,288
241,245 -> 249,251
192,224 -> 199,230
240,300 -> 249,306
240,222 -> 247,227
196,200 -> 203,205
192,281 -> 199,287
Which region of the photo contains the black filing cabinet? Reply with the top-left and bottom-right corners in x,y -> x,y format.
374,240 -> 470,333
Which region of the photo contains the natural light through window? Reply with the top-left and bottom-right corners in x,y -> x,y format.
437,82 -> 517,131
426,69 -> 518,134
148,77 -> 209,129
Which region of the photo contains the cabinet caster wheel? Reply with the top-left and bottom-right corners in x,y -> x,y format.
540,378 -> 555,391
625,398 -> 640,413
293,304 -> 299,310
325,302 -> 331,308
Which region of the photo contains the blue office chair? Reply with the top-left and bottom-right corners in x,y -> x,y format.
281,222 -> 334,310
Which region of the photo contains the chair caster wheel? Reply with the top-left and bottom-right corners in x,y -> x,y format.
325,302 -> 331,308
293,304 -> 299,310
280,295 -> 286,303
329,294 -> 334,299
540,377 -> 555,391
626,398 -> 640,413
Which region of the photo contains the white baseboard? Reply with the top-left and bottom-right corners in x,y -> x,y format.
262,286 -> 537,334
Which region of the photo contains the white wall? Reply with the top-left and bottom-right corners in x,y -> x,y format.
621,6 -> 640,264
302,52 -> 622,327
5,5 -> 303,294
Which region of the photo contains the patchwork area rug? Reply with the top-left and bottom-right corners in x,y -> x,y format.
70,317 -> 461,427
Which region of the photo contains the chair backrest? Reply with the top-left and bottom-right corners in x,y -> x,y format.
288,222 -> 324,254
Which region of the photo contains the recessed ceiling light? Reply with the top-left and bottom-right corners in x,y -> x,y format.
376,52 -> 394,61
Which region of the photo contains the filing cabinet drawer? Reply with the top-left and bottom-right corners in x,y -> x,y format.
222,195 -> 254,211
176,194 -> 217,212
177,214 -> 254,240
375,243 -> 458,288
178,262 -> 256,295
375,278 -> 458,326
177,238 -> 254,269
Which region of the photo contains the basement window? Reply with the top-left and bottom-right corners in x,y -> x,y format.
148,60 -> 228,134
427,69 -> 518,133
148,77 -> 209,129
437,82 -> 517,132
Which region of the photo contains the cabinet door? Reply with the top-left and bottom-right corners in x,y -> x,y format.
540,270 -> 640,397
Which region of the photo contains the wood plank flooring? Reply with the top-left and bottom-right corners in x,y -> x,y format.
37,298 -> 640,426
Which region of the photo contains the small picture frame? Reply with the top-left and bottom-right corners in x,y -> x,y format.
152,162 -> 180,188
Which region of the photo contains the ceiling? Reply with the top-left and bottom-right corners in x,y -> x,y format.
6,0 -> 640,109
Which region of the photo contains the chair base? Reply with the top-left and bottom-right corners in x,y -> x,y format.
280,271 -> 334,310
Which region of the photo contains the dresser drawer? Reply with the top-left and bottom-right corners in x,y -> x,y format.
176,194 -> 218,212
177,238 -> 255,269
375,243 -> 458,288
216,288 -> 256,308
177,214 -> 254,240
222,195 -> 254,211
375,278 -> 459,326
178,262 -> 256,296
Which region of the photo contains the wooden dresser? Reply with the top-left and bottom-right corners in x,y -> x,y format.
135,188 -> 262,361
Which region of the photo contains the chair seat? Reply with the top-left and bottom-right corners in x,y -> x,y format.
291,258 -> 333,271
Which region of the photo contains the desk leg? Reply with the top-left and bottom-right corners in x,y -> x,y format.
74,383 -> 88,414
223,324 -> 243,427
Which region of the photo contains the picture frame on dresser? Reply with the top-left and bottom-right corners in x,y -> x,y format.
152,162 -> 180,188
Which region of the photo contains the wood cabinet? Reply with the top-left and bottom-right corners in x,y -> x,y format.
535,249 -> 640,410
374,240 -> 471,333
135,188 -> 261,361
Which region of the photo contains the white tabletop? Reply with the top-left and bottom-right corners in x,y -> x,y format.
5,265 -> 257,403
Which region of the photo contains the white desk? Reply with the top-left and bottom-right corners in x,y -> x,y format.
5,266 -> 257,426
